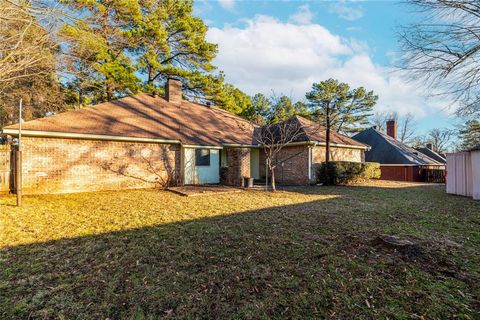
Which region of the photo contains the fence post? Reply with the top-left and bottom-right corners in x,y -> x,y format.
16,98 -> 22,207
15,149 -> 22,207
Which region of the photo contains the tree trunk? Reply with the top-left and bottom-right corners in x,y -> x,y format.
106,84 -> 113,101
324,104 -> 331,185
271,167 -> 276,192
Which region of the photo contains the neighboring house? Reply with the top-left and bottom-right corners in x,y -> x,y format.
416,143 -> 447,164
446,145 -> 480,200
2,79 -> 367,194
353,120 -> 445,182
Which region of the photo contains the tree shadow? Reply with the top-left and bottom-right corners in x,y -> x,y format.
1,185 -> 479,319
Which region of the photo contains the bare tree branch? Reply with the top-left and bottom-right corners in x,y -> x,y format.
255,117 -> 308,191
398,0 -> 480,117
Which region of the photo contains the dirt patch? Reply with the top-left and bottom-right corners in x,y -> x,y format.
333,231 -> 476,284
167,185 -> 243,197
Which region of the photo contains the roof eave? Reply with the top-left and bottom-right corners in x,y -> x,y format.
2,129 -> 181,144
312,141 -> 370,150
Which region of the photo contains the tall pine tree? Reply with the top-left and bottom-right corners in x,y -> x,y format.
459,120 -> 480,151
306,79 -> 377,184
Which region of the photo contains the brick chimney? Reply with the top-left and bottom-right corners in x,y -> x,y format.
165,78 -> 182,103
426,143 -> 433,151
386,120 -> 397,140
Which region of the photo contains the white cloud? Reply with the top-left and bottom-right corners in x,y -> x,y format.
218,0 -> 235,10
207,15 -> 449,118
329,1 -> 363,21
289,4 -> 314,25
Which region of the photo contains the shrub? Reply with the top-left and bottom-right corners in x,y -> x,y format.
317,161 -> 381,185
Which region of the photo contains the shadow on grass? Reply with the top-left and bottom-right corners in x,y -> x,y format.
1,184 -> 479,319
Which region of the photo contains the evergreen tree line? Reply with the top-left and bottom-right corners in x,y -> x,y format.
0,0 -> 254,124
0,0 -> 477,151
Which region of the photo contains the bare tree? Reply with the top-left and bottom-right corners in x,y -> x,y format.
0,0 -> 62,85
427,128 -> 454,153
369,112 -> 390,131
255,118 -> 305,192
399,0 -> 480,117
0,0 -> 69,125
369,111 -> 417,144
397,113 -> 417,144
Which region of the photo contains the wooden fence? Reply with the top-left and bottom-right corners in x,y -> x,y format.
0,145 -> 12,193
421,168 -> 446,183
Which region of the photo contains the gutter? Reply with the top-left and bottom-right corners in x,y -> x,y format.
223,141 -> 369,150
2,129 -> 181,145
182,144 -> 223,150
312,141 -> 370,150
379,163 -> 445,167
222,143 -> 262,148
2,129 -> 370,151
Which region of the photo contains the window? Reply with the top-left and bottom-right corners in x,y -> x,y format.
195,149 -> 210,166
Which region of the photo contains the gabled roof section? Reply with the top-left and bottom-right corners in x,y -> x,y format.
3,93 -> 257,146
353,127 -> 442,165
416,147 -> 447,164
294,116 -> 367,147
253,115 -> 368,148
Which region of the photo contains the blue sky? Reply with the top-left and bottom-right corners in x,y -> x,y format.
193,0 -> 459,135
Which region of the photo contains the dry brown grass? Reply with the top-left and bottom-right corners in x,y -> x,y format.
1,182 -> 479,319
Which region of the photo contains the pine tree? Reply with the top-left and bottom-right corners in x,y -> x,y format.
459,120 -> 480,151
131,0 -> 218,95
61,0 -> 226,107
61,0 -> 141,103
306,79 -> 377,184
312,84 -> 377,135
241,93 -> 271,125
269,96 -> 310,123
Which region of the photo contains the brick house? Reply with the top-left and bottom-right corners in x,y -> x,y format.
2,79 -> 368,194
255,116 -> 368,185
353,120 -> 445,182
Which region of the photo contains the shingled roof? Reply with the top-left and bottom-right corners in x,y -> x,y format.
3,92 -> 368,150
415,147 -> 447,164
3,93 -> 257,146
253,116 -> 368,148
353,127 -> 442,165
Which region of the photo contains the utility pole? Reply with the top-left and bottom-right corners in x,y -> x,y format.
15,99 -> 22,207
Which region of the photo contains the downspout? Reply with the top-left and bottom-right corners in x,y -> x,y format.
180,145 -> 185,186
308,145 -> 312,182
308,142 -> 317,183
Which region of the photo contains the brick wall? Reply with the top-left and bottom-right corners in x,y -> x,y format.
380,165 -> 422,182
20,137 -> 181,194
259,146 -> 310,185
223,147 -> 251,186
311,146 -> 364,182
259,145 -> 364,185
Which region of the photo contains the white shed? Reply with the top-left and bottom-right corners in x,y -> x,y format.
446,145 -> 480,200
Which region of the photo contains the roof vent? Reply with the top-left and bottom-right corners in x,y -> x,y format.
151,90 -> 159,98
206,101 -> 211,107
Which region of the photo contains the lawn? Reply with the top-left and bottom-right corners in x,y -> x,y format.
1,181 -> 479,319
